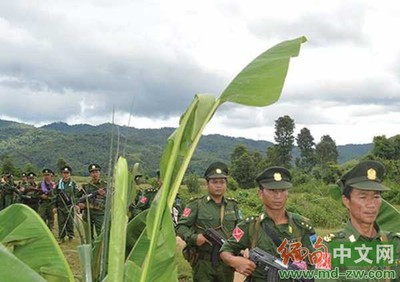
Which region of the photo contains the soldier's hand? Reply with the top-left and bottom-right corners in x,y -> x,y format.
195,234 -> 209,246
41,194 -> 48,200
77,203 -> 85,210
53,208 -> 57,214
231,257 -> 256,277
98,188 -> 106,196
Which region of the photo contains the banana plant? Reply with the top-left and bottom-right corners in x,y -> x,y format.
125,36 -> 308,281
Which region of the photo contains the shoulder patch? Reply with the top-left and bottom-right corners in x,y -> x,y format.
245,215 -> 258,222
292,213 -> 313,231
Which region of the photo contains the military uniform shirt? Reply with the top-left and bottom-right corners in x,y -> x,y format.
176,195 -> 242,253
319,220 -> 400,282
220,211 -> 316,281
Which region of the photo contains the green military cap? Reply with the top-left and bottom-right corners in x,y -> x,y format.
256,166 -> 292,189
61,165 -> 72,173
340,160 -> 389,191
42,168 -> 54,175
134,172 -> 143,181
88,163 -> 101,172
4,172 -> 13,178
27,172 -> 36,178
21,172 -> 27,177
204,162 -> 228,179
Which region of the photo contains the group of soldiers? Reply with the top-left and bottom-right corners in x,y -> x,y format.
0,163 -> 167,243
175,160 -> 400,282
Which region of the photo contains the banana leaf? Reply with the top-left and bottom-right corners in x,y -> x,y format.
125,36 -> 307,281
0,204 -> 74,281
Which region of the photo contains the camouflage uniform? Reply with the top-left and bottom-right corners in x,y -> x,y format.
176,162 -> 242,282
55,166 -> 78,240
20,172 -> 40,211
2,174 -> 16,208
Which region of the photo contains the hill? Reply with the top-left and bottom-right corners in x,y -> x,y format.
0,119 -> 372,176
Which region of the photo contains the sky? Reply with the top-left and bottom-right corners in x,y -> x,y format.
1,0 -> 400,146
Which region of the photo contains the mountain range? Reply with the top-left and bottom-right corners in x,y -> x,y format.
0,119 -> 373,176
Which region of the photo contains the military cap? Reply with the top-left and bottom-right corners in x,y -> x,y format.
134,172 -> 143,180
256,166 -> 292,189
204,162 -> 228,179
88,163 -> 101,172
42,168 -> 54,175
339,160 -> 389,192
21,172 -> 27,177
27,172 -> 36,178
61,165 -> 72,173
4,172 -> 13,178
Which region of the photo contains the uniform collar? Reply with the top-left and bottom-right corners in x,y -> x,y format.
206,195 -> 227,204
344,220 -> 383,242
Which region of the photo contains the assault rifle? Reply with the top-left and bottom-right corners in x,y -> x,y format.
203,228 -> 225,267
248,247 -> 313,282
59,190 -> 72,206
77,191 -> 98,205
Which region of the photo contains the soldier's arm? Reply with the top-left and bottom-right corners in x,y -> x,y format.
175,200 -> 198,246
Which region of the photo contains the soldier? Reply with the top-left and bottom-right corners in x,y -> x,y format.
220,166 -> 316,281
38,168 -> 56,230
77,163 -> 107,238
176,162 -> 242,282
21,172 -> 41,211
131,172 -> 159,218
319,160 -> 400,281
2,173 -> 16,208
55,165 -> 78,242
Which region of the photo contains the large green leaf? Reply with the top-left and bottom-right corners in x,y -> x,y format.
220,36 -> 307,106
108,157 -> 129,282
0,204 -> 74,281
125,37 -> 307,281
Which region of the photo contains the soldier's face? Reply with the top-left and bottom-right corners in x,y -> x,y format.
90,170 -> 100,182
62,171 -> 70,181
258,188 -> 288,211
207,178 -> 227,197
342,189 -> 381,226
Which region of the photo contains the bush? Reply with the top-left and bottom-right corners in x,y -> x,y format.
185,173 -> 200,194
227,176 -> 239,191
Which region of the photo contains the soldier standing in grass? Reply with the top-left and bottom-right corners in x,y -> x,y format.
318,160 -> 400,282
38,168 -> 56,230
21,172 -> 40,211
176,162 -> 242,282
220,166 -> 316,282
2,173 -> 16,208
77,163 -> 107,238
55,165 -> 78,242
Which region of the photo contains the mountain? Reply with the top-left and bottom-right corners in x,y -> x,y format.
0,119 -> 372,176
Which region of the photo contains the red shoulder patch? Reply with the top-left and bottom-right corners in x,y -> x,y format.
232,227 -> 244,242
139,196 -> 148,204
182,207 -> 191,217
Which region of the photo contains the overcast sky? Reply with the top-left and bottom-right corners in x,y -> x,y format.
1,0 -> 400,145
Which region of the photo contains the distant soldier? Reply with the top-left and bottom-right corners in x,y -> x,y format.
131,172 -> 159,218
38,168 -> 56,230
15,172 -> 29,203
2,173 -> 16,208
20,172 -> 41,211
55,165 -> 78,242
77,163 -> 107,238
318,160 -> 400,282
176,162 -> 242,282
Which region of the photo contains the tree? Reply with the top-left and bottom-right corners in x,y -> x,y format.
315,135 -> 338,167
230,144 -> 248,163
296,127 -> 316,172
372,135 -> 395,160
230,151 -> 256,189
274,115 -> 295,167
1,155 -> 16,175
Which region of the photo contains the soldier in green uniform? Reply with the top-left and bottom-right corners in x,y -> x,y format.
77,163 -> 107,238
55,165 -> 78,242
38,168 -> 56,230
2,173 -> 16,208
131,171 -> 160,218
220,166 -> 316,282
176,162 -> 242,282
20,172 -> 41,211
319,160 -> 400,282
